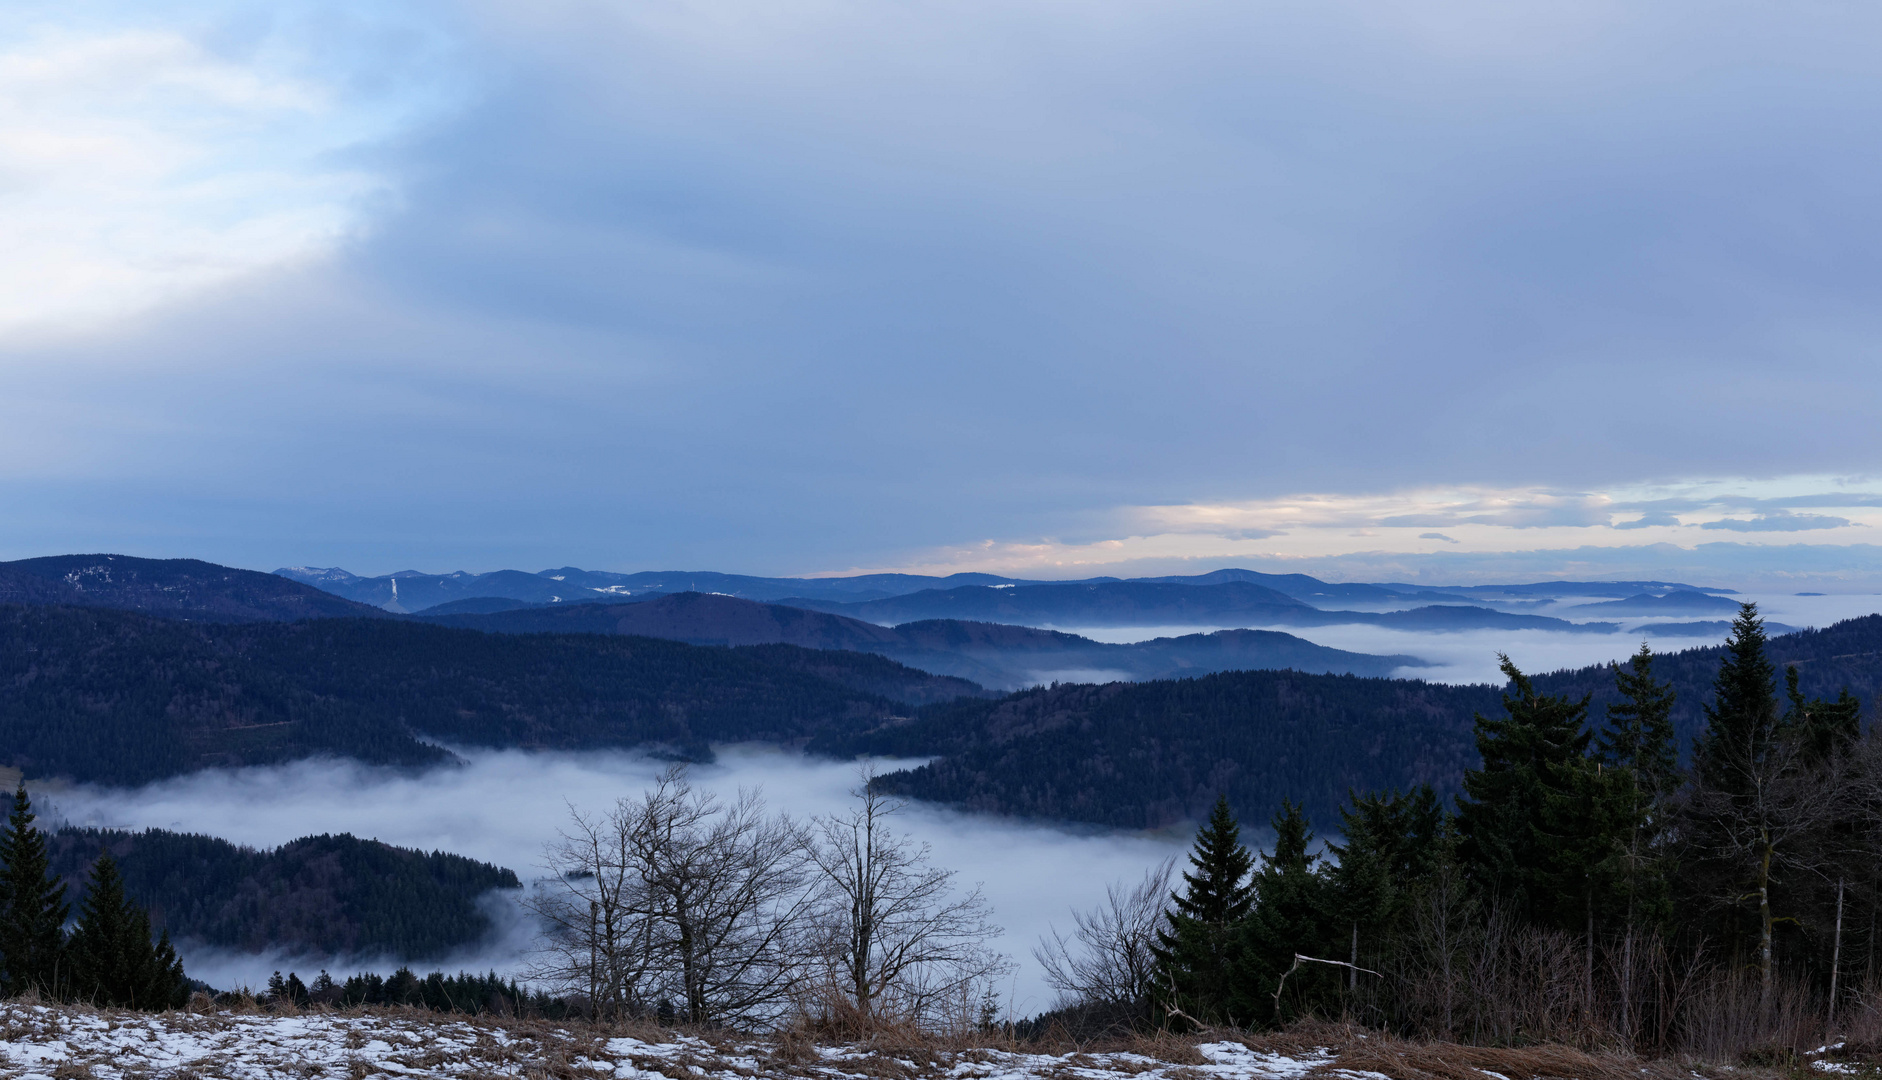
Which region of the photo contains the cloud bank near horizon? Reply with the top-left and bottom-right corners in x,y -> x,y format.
5,2 -> 1882,576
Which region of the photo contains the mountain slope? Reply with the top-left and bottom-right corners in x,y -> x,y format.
835,614 -> 1882,831
826,671 -> 1503,831
783,582 -> 1617,633
423,592 -> 1426,687
0,605 -> 943,784
0,555 -> 384,622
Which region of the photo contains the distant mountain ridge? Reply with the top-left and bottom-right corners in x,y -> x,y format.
1565,590 -> 1744,616
0,555 -> 383,622
418,592 -> 1427,687
275,563 -> 1730,615
779,582 -> 1623,633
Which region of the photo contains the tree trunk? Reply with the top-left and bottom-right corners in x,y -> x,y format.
1584,892 -> 1594,1020
1830,877 -> 1847,1029
1757,835 -> 1774,998
1349,923 -> 1358,993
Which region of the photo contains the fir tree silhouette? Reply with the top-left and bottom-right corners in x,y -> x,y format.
1153,795 -> 1254,1022
0,784 -> 68,998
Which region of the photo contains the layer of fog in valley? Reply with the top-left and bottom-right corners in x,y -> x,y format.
1051,591 -> 1882,685
44,747 -> 1185,1016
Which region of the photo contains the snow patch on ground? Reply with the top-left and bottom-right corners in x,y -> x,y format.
0,1004 -> 1354,1079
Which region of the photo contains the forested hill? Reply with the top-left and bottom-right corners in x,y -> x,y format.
838,613 -> 1882,833
1532,613 -> 1882,751
824,670 -> 1505,831
0,554 -> 384,622
0,605 -> 956,784
47,829 -> 518,958
424,591 -> 1423,687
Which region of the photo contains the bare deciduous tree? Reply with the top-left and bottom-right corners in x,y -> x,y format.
804,768 -> 1010,1028
527,766 -> 821,1027
1033,858 -> 1174,1010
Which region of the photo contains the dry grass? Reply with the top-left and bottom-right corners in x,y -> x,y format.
1315,1032 -> 1730,1080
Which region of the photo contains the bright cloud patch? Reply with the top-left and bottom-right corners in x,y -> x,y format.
854,477 -> 1882,579
0,9 -> 456,336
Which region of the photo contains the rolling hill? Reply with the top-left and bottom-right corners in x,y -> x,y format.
780,581 -> 1619,633
420,592 -> 1426,687
0,555 -> 384,622
0,605 -> 967,784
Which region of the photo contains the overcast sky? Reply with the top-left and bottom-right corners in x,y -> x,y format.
7,1 -> 1882,585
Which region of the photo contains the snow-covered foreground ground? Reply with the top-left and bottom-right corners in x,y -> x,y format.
0,1003 -> 1337,1080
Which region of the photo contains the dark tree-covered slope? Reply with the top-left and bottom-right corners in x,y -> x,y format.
827,671 -> 1505,831
844,614 -> 1882,832
1533,613 -> 1882,754
47,829 -> 517,958
0,555 -> 384,622
0,605 -> 932,784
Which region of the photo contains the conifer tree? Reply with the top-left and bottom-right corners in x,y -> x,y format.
1152,796 -> 1254,1023
1683,603 -> 1844,991
1598,644 -> 1679,933
68,853 -> 186,1009
1455,655 -> 1594,927
1327,786 -> 1444,988
1692,603 -> 1779,802
1236,801 -> 1332,1025
0,784 -> 68,998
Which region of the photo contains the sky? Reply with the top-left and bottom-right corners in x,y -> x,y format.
7,1 -> 1882,586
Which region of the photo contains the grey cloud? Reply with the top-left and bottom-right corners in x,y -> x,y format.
1700,513 -> 1853,532
1419,532 -> 1460,543
1613,512 -> 1682,530
12,3 -> 1882,569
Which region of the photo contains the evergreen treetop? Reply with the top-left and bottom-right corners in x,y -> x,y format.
1169,796 -> 1254,929
0,784 -> 68,999
67,852 -> 186,1010
1152,795 -> 1255,1023
1600,642 -> 1680,795
1455,655 -> 1594,924
1693,602 -> 1779,800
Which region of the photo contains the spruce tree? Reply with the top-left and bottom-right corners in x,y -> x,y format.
1692,602 -> 1779,801
1454,655 -> 1595,927
1152,796 -> 1254,1023
1327,786 -> 1444,989
1236,801 -> 1333,1025
68,853 -> 184,1009
0,784 -> 68,998
1598,644 -> 1679,933
1682,603 -> 1839,991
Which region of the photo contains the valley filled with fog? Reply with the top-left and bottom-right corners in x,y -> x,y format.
42,746 -> 1187,1016
1052,591 -> 1882,685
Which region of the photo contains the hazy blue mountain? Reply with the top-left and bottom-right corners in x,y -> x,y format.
0,555 -> 383,622
278,565 -> 1023,611
781,582 -> 1618,633
1564,590 -> 1746,615
278,561 -> 1735,617
1428,580 -> 1734,601
420,591 -> 1427,687
1125,568 -> 1474,604
273,567 -> 587,612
